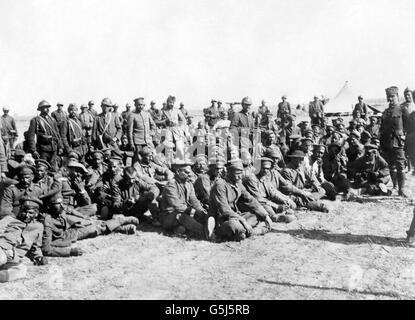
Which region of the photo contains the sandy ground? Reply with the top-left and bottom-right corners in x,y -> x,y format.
0,173 -> 414,300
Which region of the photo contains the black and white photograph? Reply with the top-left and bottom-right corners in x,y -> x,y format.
0,0 -> 414,304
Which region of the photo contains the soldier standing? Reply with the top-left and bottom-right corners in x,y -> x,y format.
51,102 -> 68,131
78,104 -> 94,148
91,98 -> 122,151
61,103 -> 88,160
277,95 -> 291,122
379,86 -> 409,197
127,97 -> 156,159
1,106 -> 18,156
87,100 -> 98,118
309,95 -> 325,127
353,95 -> 368,121
26,100 -> 63,170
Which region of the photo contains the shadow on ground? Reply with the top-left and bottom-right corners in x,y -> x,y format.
271,228 -> 408,248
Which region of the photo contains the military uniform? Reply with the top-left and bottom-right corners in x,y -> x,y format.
353,102 -> 368,120
379,87 -> 409,195
159,176 -> 208,238
78,110 -> 94,147
26,106 -> 63,170
127,110 -> 156,155
51,109 -> 68,129
112,176 -> 160,219
1,114 -> 18,154
0,183 -> 43,219
91,112 -> 122,150
208,176 -> 270,241
277,100 -> 291,121
308,99 -> 325,126
61,115 -> 88,159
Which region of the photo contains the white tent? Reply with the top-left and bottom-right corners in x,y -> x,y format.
324,81 -> 356,116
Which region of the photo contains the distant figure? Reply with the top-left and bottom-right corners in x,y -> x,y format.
308,95 -> 325,127
1,106 -> 18,154
87,100 -> 98,118
51,102 -> 68,131
277,95 -> 291,122
353,95 -> 368,120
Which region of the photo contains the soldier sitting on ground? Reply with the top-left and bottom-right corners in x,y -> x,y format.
208,159 -> 272,242
348,143 -> 391,196
0,197 -> 47,283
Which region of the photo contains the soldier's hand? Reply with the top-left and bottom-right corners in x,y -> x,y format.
70,247 -> 84,256
33,256 -> 48,266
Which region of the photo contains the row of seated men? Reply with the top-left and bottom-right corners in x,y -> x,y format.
0,125 -> 394,282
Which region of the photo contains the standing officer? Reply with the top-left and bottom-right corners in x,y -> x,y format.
379,86 -> 409,197
127,97 -> 156,160
26,100 -> 63,170
1,106 -> 18,156
91,98 -> 122,151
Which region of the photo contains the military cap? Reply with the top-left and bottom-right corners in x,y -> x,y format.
101,97 -> 113,107
326,125 -> 335,130
385,86 -> 399,96
349,119 -> 357,124
150,100 -> 156,105
370,137 -> 380,145
139,146 -> 153,156
300,137 -> 313,145
14,149 -> 26,157
214,157 -> 226,169
35,159 -> 51,170
88,100 -> 94,106
304,129 -> 314,136
364,143 -> 378,150
227,158 -> 244,172
260,157 -> 273,169
287,150 -> 306,158
313,95 -> 319,99
40,189 -> 64,205
404,87 -> 412,95
2,106 -> 10,111
80,104 -> 88,109
336,117 -> 344,123
125,103 -> 131,108
112,103 -> 119,109
195,154 -> 208,164
369,115 -> 379,120
263,147 -> 281,159
313,144 -> 326,152
171,159 -> 193,170
67,150 -> 80,160
67,103 -> 78,111
349,130 -> 361,139
167,95 -> 176,104
179,102 -> 184,107
285,114 -> 296,122
16,163 -> 36,175
311,124 -> 321,129
67,160 -> 88,173
358,95 -> 363,99
134,97 -> 145,103
37,100 -> 51,111
281,95 -> 287,99
91,149 -> 104,157
19,196 -> 43,208
337,123 -> 345,128
241,97 -> 252,105
297,120 -> 309,127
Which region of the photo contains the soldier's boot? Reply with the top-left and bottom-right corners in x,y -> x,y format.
397,171 -> 409,198
0,263 -> 27,283
114,224 -> 136,235
307,201 -> 329,213
390,170 -> 398,189
406,208 -> 415,247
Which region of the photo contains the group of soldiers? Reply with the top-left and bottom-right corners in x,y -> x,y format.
0,85 -> 414,283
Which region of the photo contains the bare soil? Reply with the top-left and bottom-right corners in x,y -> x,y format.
0,174 -> 414,300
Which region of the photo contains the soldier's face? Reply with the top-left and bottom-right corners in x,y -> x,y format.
241,104 -> 250,112
177,166 -> 192,182
405,92 -> 413,103
327,128 -> 334,135
108,160 -> 119,173
313,149 -> 325,160
121,136 -> 128,145
228,170 -> 243,184
69,108 -> 78,117
17,207 -> 39,223
141,153 -> 152,164
93,154 -> 103,166
135,101 -> 145,112
370,118 -> 376,125
40,107 -> 50,115
291,158 -> 303,168
35,165 -> 47,179
3,110 -> 9,115
365,149 -> 376,161
349,137 -> 358,145
19,172 -> 33,188
387,94 -> 399,105
49,203 -> 63,216
124,173 -> 136,185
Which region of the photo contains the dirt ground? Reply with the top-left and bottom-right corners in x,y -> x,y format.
0,174 -> 414,300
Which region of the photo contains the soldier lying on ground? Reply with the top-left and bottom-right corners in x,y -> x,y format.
41,195 -> 139,258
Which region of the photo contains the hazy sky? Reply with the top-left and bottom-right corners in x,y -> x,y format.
1,0 -> 414,115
